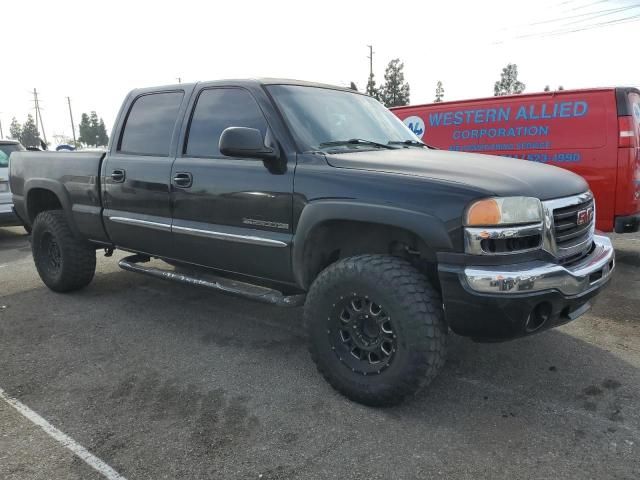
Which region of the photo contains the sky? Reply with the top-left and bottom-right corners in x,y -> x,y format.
1,0 -> 638,144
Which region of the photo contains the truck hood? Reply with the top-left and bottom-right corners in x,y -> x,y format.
325,148 -> 588,201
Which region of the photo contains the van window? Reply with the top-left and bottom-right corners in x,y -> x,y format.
0,143 -> 24,168
185,88 -> 267,157
630,93 -> 640,133
119,92 -> 184,156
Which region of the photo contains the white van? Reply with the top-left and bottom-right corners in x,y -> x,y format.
0,140 -> 25,226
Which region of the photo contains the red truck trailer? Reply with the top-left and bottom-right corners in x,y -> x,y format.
391,87 -> 640,233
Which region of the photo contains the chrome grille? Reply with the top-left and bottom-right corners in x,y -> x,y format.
542,192 -> 595,260
553,198 -> 594,248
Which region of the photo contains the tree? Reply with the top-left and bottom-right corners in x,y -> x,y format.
97,119 -> 109,146
544,85 -> 550,92
434,81 -> 445,103
378,59 -> 410,107
78,113 -> 91,145
494,63 -> 525,96
366,73 -> 380,100
78,112 -> 109,147
9,118 -> 22,141
20,114 -> 41,148
78,113 -> 92,146
89,111 -> 100,146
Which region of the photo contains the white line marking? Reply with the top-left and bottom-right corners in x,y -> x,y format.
0,386 -> 127,480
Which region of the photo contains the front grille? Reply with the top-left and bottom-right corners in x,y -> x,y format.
553,198 -> 594,248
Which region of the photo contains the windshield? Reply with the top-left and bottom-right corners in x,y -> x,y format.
0,143 -> 24,168
267,85 -> 420,151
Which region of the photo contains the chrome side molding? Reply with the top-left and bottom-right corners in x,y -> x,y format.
107,216 -> 288,248
172,225 -> 287,248
109,216 -> 171,232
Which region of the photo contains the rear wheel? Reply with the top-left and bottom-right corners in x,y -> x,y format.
305,254 -> 447,406
32,210 -> 96,292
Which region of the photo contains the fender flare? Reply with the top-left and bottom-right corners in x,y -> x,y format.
292,200 -> 454,288
23,178 -> 80,237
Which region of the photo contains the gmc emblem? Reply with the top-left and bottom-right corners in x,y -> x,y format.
577,207 -> 594,225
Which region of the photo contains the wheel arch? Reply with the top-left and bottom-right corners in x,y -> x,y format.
24,179 -> 79,237
292,200 -> 453,289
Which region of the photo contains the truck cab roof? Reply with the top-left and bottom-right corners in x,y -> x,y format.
128,78 -> 364,96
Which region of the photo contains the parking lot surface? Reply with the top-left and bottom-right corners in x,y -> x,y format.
1,226 -> 639,479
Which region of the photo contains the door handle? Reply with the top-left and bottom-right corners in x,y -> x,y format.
111,169 -> 126,183
173,172 -> 193,188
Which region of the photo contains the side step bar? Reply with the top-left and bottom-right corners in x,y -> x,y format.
118,254 -> 306,307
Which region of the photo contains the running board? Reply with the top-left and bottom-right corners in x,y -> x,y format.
118,254 -> 305,307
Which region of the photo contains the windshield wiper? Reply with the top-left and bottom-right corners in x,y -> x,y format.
319,138 -> 396,150
388,140 -> 429,148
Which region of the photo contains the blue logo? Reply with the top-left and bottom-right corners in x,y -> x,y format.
403,115 -> 425,139
633,103 -> 640,121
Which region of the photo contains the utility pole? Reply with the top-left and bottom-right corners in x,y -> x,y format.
367,45 -> 374,78
33,88 -> 47,145
33,89 -> 38,132
176,77 -> 182,84
66,97 -> 77,145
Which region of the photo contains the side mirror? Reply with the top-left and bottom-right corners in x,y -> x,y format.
219,127 -> 278,160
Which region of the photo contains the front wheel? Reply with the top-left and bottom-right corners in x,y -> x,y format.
305,255 -> 447,407
32,210 -> 96,292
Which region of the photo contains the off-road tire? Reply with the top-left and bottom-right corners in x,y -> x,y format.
305,254 -> 447,407
32,210 -> 96,292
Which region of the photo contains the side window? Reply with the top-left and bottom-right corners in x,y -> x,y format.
186,88 -> 268,157
119,91 -> 184,156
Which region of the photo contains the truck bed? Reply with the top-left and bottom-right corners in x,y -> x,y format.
10,150 -> 110,243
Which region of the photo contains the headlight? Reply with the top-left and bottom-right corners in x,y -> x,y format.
465,197 -> 542,226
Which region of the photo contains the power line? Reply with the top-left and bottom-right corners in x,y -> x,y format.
516,12 -> 640,38
525,3 -> 639,27
562,4 -> 640,25
565,0 -> 610,11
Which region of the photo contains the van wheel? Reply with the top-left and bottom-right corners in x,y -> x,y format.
305,255 -> 447,406
32,210 -> 96,292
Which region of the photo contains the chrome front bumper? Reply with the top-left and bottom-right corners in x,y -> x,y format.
464,234 -> 615,296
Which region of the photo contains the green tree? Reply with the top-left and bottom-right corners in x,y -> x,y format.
378,59 -> 410,107
89,111 -> 100,146
434,81 -> 445,103
78,111 -> 109,147
97,119 -> 109,146
20,114 -> 41,148
9,118 -> 22,141
366,73 -> 380,100
78,113 -> 92,146
494,63 -> 525,96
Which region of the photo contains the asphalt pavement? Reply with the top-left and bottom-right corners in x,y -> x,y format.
0,226 -> 639,479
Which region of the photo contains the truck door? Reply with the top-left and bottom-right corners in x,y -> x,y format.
102,89 -> 187,256
169,86 -> 294,283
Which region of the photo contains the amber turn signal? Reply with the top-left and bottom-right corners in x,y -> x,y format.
466,199 -> 502,226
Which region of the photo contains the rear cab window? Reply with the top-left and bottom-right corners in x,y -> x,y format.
118,91 -> 184,156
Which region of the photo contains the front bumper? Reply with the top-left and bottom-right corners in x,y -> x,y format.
439,235 -> 615,341
0,203 -> 20,227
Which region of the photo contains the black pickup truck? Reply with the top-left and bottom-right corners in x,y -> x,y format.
10,79 -> 615,406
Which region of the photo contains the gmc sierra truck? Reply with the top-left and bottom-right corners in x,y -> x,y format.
10,79 -> 615,406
